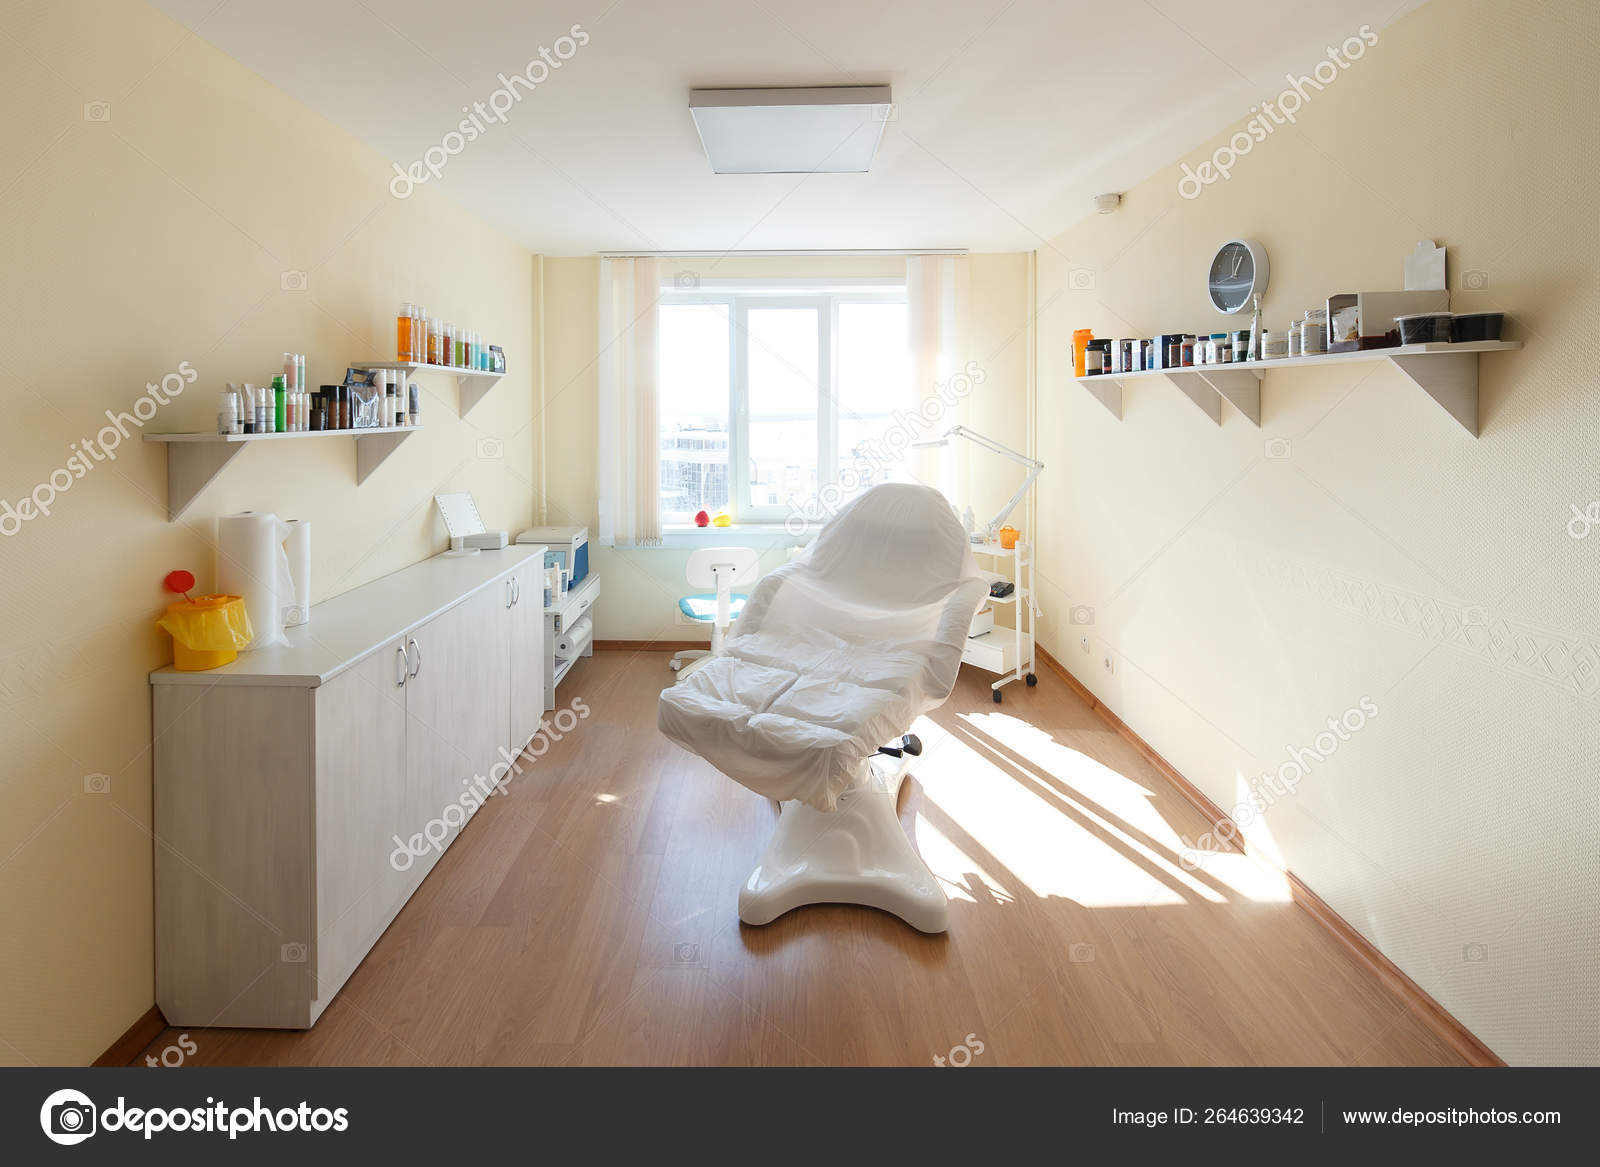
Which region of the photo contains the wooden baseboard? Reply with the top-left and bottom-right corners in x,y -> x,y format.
92,1004 -> 166,1067
1036,646 -> 1504,1067
594,639 -> 710,652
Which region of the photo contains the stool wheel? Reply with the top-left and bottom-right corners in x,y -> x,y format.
993,690 -> 1003,704
1025,673 -> 1037,686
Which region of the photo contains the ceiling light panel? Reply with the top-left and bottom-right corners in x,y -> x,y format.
689,86 -> 892,174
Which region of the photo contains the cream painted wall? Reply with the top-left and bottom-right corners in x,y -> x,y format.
1033,0 -> 1597,1064
541,252 -> 1032,643
0,1 -> 536,1064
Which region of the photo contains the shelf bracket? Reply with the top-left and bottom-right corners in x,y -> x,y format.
457,375 -> 496,417
1195,367 -> 1264,427
355,429 -> 416,484
1077,377 -> 1123,420
1163,371 -> 1221,425
1390,352 -> 1479,436
165,442 -> 249,522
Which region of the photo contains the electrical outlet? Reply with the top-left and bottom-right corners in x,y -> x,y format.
1079,635 -> 1090,654
1102,654 -> 1115,674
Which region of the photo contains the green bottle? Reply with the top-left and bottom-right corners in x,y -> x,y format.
272,374 -> 287,433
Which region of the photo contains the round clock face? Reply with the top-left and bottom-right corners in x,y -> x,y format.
1208,240 -> 1264,314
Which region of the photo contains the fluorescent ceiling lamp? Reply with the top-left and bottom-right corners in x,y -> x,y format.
689,86 -> 891,174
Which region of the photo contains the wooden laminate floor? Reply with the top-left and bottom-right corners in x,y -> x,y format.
137,651 -> 1467,1067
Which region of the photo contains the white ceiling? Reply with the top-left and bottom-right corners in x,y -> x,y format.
149,0 -> 1420,255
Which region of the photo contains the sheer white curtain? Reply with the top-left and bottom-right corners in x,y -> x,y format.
596,256 -> 662,546
905,254 -> 968,500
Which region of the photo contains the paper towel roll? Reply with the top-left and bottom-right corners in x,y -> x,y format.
215,511 -> 294,650
282,519 -> 311,627
554,615 -> 593,661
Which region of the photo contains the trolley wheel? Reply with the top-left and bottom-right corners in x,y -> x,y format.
993,690 -> 1003,704
1025,673 -> 1037,687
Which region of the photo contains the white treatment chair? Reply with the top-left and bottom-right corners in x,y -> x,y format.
669,546 -> 760,673
657,484 -> 986,933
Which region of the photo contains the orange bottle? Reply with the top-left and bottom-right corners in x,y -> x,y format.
1073,329 -> 1094,378
397,302 -> 413,361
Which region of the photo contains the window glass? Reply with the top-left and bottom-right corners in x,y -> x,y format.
658,303 -> 730,524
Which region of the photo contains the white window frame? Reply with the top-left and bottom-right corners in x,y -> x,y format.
657,278 -> 907,524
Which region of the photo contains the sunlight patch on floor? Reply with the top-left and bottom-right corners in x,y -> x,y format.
909,711 -> 1293,905
912,814 -> 1020,906
911,713 -> 1201,906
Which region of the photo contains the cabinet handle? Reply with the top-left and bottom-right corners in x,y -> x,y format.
512,576 -> 520,605
506,578 -> 514,608
407,636 -> 422,678
396,644 -> 409,687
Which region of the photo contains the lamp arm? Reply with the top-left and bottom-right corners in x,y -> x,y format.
983,463 -> 1042,537
937,426 -> 1043,536
945,425 -> 1042,471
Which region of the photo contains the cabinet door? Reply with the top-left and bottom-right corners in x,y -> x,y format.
402,585 -> 509,882
509,561 -> 546,751
313,639 -> 408,1010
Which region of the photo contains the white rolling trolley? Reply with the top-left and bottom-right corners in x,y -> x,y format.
909,426 -> 1043,704
961,538 -> 1038,703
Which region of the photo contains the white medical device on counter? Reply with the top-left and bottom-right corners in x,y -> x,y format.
434,492 -> 509,555
516,525 -> 588,586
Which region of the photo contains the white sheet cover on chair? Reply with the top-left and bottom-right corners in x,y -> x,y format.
658,483 -> 986,811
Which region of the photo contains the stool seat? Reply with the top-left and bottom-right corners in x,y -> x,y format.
678,593 -> 748,623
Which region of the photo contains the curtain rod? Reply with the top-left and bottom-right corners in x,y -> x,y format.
596,249 -> 968,258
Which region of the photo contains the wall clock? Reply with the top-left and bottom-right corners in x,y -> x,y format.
1207,238 -> 1269,314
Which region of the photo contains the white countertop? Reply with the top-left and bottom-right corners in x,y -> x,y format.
151,545 -> 545,688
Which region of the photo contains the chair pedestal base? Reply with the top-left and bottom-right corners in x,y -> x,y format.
737,755 -> 948,934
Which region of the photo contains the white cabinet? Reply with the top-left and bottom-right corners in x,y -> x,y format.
402,585 -> 508,875
151,547 -> 546,1029
313,639 -> 408,1012
508,558 -> 545,750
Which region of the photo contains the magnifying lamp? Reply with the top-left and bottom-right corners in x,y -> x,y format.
910,425 -> 1044,543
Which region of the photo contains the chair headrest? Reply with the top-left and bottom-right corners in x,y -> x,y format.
804,484 -> 972,602
686,545 -> 761,588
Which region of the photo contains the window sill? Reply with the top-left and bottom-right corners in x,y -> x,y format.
651,524 -> 814,549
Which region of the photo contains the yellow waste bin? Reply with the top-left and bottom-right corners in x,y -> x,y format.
156,594 -> 253,671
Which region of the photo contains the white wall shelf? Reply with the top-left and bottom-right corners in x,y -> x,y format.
1072,340 -> 1521,436
144,427 -> 421,520
352,359 -> 505,418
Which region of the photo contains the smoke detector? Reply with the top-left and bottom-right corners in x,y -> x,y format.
1093,193 -> 1122,214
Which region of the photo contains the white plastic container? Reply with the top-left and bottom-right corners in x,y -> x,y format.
218,387 -> 240,435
